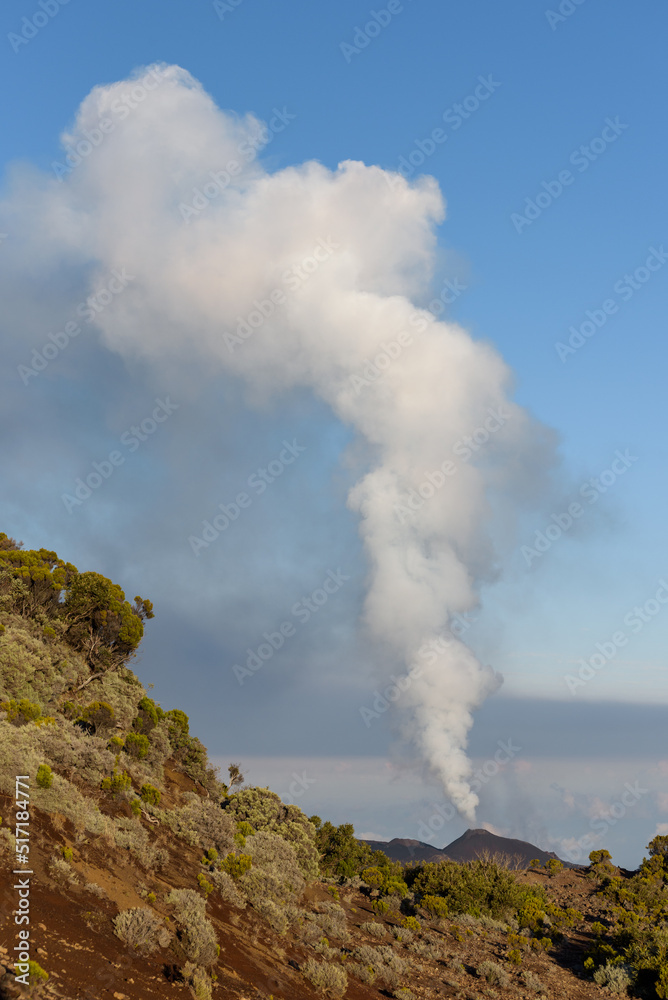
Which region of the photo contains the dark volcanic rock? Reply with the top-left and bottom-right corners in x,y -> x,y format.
363,827 -> 573,868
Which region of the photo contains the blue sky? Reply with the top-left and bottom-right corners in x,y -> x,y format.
1,0 -> 666,867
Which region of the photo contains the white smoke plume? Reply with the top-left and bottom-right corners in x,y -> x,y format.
3,65 -> 556,819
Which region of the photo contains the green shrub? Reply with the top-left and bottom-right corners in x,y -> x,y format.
61,846 -> 73,862
36,764 -> 53,788
402,916 -> 420,932
422,894 -> 449,919
131,799 -> 142,817
197,872 -> 214,896
1,698 -> 42,725
165,708 -> 190,748
312,818 -> 384,878
113,907 -> 170,954
133,696 -> 163,733
124,732 -> 149,759
219,852 -> 252,879
108,736 -> 124,751
61,571 -> 153,668
100,769 -> 132,796
371,899 -> 390,915
301,957 -> 347,996
80,701 -> 115,732
0,538 -> 76,618
657,965 -> 668,999
22,961 -> 49,986
140,783 -> 161,807
409,857 -> 550,921
544,858 -> 564,876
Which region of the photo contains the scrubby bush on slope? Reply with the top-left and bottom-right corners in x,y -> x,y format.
224,786 -> 319,879
114,907 -> 171,954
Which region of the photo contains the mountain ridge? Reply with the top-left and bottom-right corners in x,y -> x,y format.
363,826 -> 575,867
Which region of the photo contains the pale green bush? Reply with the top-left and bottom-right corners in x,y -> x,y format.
0,615 -> 80,707
158,793 -> 234,854
167,889 -> 218,966
476,960 -> 511,987
521,968 -> 544,993
301,957 -> 347,996
253,897 -> 289,935
361,920 -> 386,937
593,962 -> 633,994
113,907 -> 170,954
183,963 -> 213,1000
85,882 -> 107,898
114,818 -> 167,870
310,902 -> 349,942
239,829 -> 306,925
208,868 -> 246,908
224,786 -> 319,878
348,960 -> 375,984
49,856 -> 79,884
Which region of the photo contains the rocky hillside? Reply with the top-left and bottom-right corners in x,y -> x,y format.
1,534 -> 667,999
